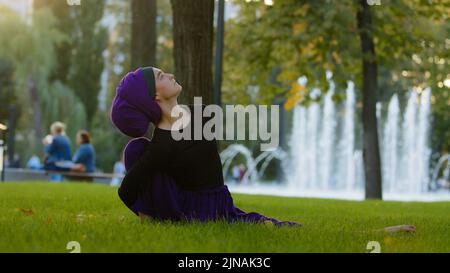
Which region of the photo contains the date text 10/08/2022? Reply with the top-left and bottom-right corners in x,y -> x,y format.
178,257 -> 271,270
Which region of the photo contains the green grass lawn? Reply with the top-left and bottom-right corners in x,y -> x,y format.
0,181 -> 449,253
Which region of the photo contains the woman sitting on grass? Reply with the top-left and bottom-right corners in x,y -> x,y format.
110,66 -> 301,227
110,66 -> 416,233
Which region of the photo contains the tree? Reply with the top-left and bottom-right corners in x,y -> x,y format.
170,0 -> 214,104
0,5 -> 90,165
131,0 -> 157,69
33,0 -> 75,83
68,1 -> 108,128
356,0 -> 382,199
155,0 -> 174,72
33,0 -> 108,128
0,5 -> 64,156
0,58 -> 16,123
221,0 -> 448,198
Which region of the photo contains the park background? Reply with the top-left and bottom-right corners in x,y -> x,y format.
0,0 -> 449,253
0,0 -> 448,199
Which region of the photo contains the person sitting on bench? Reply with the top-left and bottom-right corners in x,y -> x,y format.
42,121 -> 72,172
71,130 -> 96,173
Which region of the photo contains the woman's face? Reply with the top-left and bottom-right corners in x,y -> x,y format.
153,68 -> 182,101
76,133 -> 82,145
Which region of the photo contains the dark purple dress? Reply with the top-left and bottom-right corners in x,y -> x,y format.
118,106 -> 301,228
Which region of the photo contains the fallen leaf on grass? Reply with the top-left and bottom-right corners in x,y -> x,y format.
384,225 -> 416,233
15,208 -> 34,216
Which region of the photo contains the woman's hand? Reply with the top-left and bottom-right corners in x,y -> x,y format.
42,134 -> 53,146
71,163 -> 86,172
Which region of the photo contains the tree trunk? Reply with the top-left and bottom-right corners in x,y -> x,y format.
7,105 -> 17,162
28,76 -> 43,151
131,0 -> 157,69
33,0 -> 73,83
170,0 -> 214,105
356,0 -> 383,199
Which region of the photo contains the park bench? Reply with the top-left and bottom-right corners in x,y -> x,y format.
44,170 -> 122,183
3,168 -> 123,184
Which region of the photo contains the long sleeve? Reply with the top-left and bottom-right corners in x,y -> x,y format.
118,141 -> 172,209
44,138 -> 61,164
45,138 -> 57,155
72,148 -> 82,163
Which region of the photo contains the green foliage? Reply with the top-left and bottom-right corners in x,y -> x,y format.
0,5 -> 67,158
0,6 -> 64,93
40,81 -> 87,144
90,109 -> 129,172
33,0 -> 77,83
223,0 -> 361,106
156,0 -> 175,72
222,0 -> 449,153
34,0 -> 109,127
0,58 -> 16,123
66,0 -> 108,127
104,0 -> 131,105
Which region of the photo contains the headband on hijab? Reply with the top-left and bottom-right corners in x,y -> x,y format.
110,67 -> 161,137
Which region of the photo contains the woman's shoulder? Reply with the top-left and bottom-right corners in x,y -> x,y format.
53,134 -> 70,145
87,144 -> 96,153
85,143 -> 95,149
53,134 -> 65,141
147,135 -> 173,151
79,143 -> 95,152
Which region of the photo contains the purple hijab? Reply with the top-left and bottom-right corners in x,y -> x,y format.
110,67 -> 161,138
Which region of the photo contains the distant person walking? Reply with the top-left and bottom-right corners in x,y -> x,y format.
238,164 -> 246,183
232,165 -> 240,182
110,155 -> 125,187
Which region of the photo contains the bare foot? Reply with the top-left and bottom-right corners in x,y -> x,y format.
262,220 -> 275,227
138,212 -> 154,223
383,225 -> 416,233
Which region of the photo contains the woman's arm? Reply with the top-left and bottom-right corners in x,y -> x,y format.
72,148 -> 82,163
71,163 -> 86,172
44,137 -> 58,155
118,141 -> 171,208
